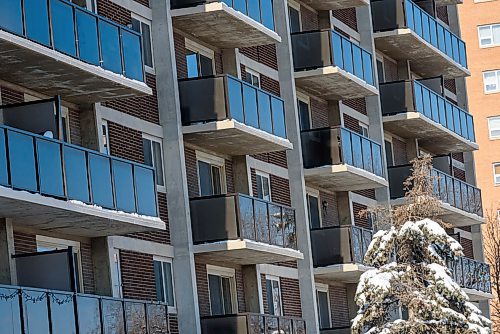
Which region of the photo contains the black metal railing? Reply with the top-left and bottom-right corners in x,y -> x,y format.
301,127 -> 384,177
201,313 -> 306,334
310,225 -> 373,267
0,285 -> 170,333
190,193 -> 297,250
448,257 -> 492,294
320,326 -> 352,334
388,165 -> 483,217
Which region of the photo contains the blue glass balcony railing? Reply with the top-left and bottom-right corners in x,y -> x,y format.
0,0 -> 146,82
404,0 -> 467,68
0,125 -> 158,217
291,30 -> 375,86
178,75 -> 287,139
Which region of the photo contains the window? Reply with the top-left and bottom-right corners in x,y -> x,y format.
132,16 -> 154,69
101,120 -> 110,154
24,94 -> 70,142
207,266 -> 236,316
385,140 -> 394,167
316,285 -> 331,329
143,136 -> 165,188
244,68 -> 261,87
307,193 -> 321,229
376,58 -> 385,84
494,163 -> 500,185
197,155 -> 225,196
256,171 -> 271,201
154,258 -> 175,307
266,276 -> 283,316
497,209 -> 500,223
478,24 -> 500,47
288,5 -> 301,33
359,123 -> 369,137
483,70 -> 500,93
488,117 -> 500,139
297,99 -> 311,131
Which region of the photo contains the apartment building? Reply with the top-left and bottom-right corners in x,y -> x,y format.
0,0 -> 491,334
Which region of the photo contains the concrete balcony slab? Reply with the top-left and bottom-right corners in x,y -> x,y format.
304,165 -> 388,191
301,0 -> 369,11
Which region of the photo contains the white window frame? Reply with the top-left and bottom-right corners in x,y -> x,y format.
297,93 -> 312,130
315,283 -> 332,329
153,256 -> 176,313
255,170 -> 272,201
131,13 -> 154,73
306,188 -> 322,228
101,119 -> 110,155
206,265 -> 237,315
376,55 -> 385,83
488,116 -> 500,139
142,134 -> 166,192
494,163 -> 500,185
185,38 -> 216,78
287,0 -> 302,32
483,70 -> 500,94
478,24 -> 500,48
265,275 -> 283,316
196,151 -> 227,195
244,67 -> 261,88
359,122 -> 369,137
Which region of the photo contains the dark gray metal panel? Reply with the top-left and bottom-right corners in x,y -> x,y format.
301,128 -> 341,169
388,166 -> 412,199
418,76 -> 444,96
291,31 -> 332,71
412,0 -> 436,16
1,100 -> 58,137
310,227 -> 352,267
432,155 -> 452,174
170,0 -> 216,9
201,315 -> 248,334
371,0 -> 401,32
379,81 -> 414,116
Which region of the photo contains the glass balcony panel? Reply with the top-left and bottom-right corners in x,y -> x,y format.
279,318 -> 293,334
266,316 -> 279,334
51,0 -> 77,57
422,13 -> 430,42
445,31 -> 453,57
37,139 -> 64,197
352,45 -> 364,79
99,20 -> 123,75
22,290 -> 50,333
64,146 -> 90,203
430,93 -> 439,122
438,98 -> 446,127
260,0 -> 275,30
227,77 -> 245,123
452,37 -> 460,63
112,160 -> 136,213
243,84 -> 259,129
461,182 -> 469,212
134,166 -> 157,217
445,103 -> 455,132
258,91 -> 273,134
340,128 -> 354,166
362,50 -> 374,85
249,314 -> 265,334
361,138 -> 374,173
405,0 -> 414,30
445,176 -> 455,207
50,293 -> 76,334
413,82 -> 424,113
459,42 -> 467,68
122,30 -> 144,82
77,296 -> 102,334
247,0 -> 261,23
437,172 -> 448,202
437,25 -> 445,53
372,143 -> 383,177
0,131 -> 8,186
255,200 -> 270,244
294,320 -> 306,334
102,299 -> 125,334
269,204 -> 284,247
453,181 -> 463,210
362,230 -> 373,260
460,111 -> 468,140
0,0 -> 23,34
271,97 -> 286,138
0,287 -> 22,333
146,304 -> 168,333
89,153 -> 114,209
341,38 -> 354,74
24,0 -> 51,46
283,207 -> 297,249
429,20 -> 438,46
453,106 -> 462,137
413,7 -> 422,36
75,10 -> 100,66
351,227 -> 363,263
238,195 -> 256,240
222,0 -> 232,6
233,0 -> 248,15
124,302 -> 147,334
421,88 -> 431,118
351,134 -> 363,169
8,131 -> 37,192
467,115 -> 475,142
331,32 -> 344,69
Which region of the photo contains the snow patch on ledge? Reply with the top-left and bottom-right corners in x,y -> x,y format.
68,200 -> 163,222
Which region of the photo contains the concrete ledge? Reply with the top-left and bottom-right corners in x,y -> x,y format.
304,164 -> 388,191
0,186 -> 165,237
183,119 -> 293,155
0,30 -> 152,104
314,263 -> 371,283
171,2 -> 281,48
374,29 -> 470,79
383,112 -> 478,155
435,0 -> 462,5
463,288 -> 493,302
295,66 -> 379,100
301,0 -> 369,10
193,239 -> 304,265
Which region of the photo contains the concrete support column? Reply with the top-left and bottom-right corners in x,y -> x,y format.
91,237 -> 114,297
328,101 -> 342,127
242,265 -> 264,313
405,139 -> 419,161
232,155 -> 252,195
317,11 -> 331,30
221,49 -> 241,77
337,192 -> 354,226
0,219 -> 16,284
152,1 -> 201,333
273,0 -> 319,332
79,106 -> 100,151
396,60 -> 412,81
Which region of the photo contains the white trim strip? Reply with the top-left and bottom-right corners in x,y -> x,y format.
247,157 -> 289,179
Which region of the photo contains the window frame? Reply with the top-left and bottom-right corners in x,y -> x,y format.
483,70 -> 500,94
288,0 -> 302,33
206,265 -> 237,316
265,275 -> 283,316
131,13 -> 154,72
185,39 -> 216,79
196,151 -> 227,196
359,122 -> 369,137
488,116 -> 500,139
297,93 -> 312,131
153,256 -> 176,312
244,67 -> 261,88
255,170 -> 272,202
494,163 -> 500,185
306,188 -> 322,229
478,24 -> 500,48
315,283 -> 332,330
142,134 -> 166,192
101,119 -> 110,155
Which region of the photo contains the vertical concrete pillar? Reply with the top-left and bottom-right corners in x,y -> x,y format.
345,283 -> 359,320
79,106 -> 100,151
328,101 -> 342,127
273,0 -> 320,332
396,60 -> 412,81
0,219 -> 16,284
241,265 -> 264,313
405,139 -> 419,161
337,192 -> 354,226
151,1 -> 201,332
221,49 -> 241,77
91,237 -> 113,297
232,156 -> 252,195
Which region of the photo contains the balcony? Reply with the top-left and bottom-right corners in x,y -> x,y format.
0,0 -> 151,104
0,101 -> 163,237
388,165 -> 484,226
190,194 -> 303,264
311,226 -> 373,283
321,327 -> 351,334
380,80 -> 477,154
371,0 -> 469,78
291,30 -> 378,100
179,75 -> 292,155
201,313 -> 306,334
449,257 -> 492,301
171,0 -> 280,48
301,0 -> 369,11
0,285 -> 170,333
301,127 -> 387,191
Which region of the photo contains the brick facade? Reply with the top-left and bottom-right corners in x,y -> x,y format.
120,250 -> 157,300
333,8 -> 358,31
320,191 -> 340,227
329,285 -> 351,327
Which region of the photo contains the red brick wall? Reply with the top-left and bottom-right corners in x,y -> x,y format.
452,152 -> 464,163
353,202 -> 371,229
134,0 -> 150,8
461,238 -> 474,259
333,8 -> 358,32
343,114 -> 360,133
1,86 -> 24,105
261,75 -> 281,97
280,277 -> 302,317
169,316 -> 179,334
120,250 -> 156,300
444,79 -> 457,94
270,175 -> 291,206
320,191 -> 340,227
436,6 -> 449,25
343,98 -> 367,116
311,97 -> 329,128
453,167 -> 466,182
81,242 -> 95,294
108,122 -> 144,164
393,138 -> 408,165
383,58 -> 398,82
185,147 -> 200,198
300,6 -> 319,31
240,45 -> 278,70
252,151 -> 288,169
174,33 -> 188,79
68,108 -> 82,146
97,0 -> 131,26
129,192 -> 170,244
329,285 -> 351,327
13,231 -> 36,254
354,189 -> 376,200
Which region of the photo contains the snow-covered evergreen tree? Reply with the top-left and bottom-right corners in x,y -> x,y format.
352,156 -> 491,334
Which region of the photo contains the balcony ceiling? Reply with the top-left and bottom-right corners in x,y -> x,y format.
382,112 -> 479,155
304,165 -> 388,191
314,264 -> 371,283
300,0 -> 369,10
0,31 -> 152,105
171,3 -> 281,49
373,29 -> 470,79
464,288 -> 493,302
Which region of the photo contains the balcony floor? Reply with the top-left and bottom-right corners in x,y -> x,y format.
314,264 -> 371,283
300,0 -> 369,10
0,31 -> 152,105
193,240 -> 304,265
295,67 -> 378,100
0,186 -> 165,237
171,3 -> 281,49
304,165 -> 388,191
373,29 -> 470,79
382,112 -> 478,155
464,288 -> 493,302
183,120 -> 293,155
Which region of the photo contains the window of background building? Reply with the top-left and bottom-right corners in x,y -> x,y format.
488,117 -> 500,139
478,24 -> 500,47
483,70 -> 500,93
494,163 -> 500,185
132,16 -> 154,69
101,120 -> 110,155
